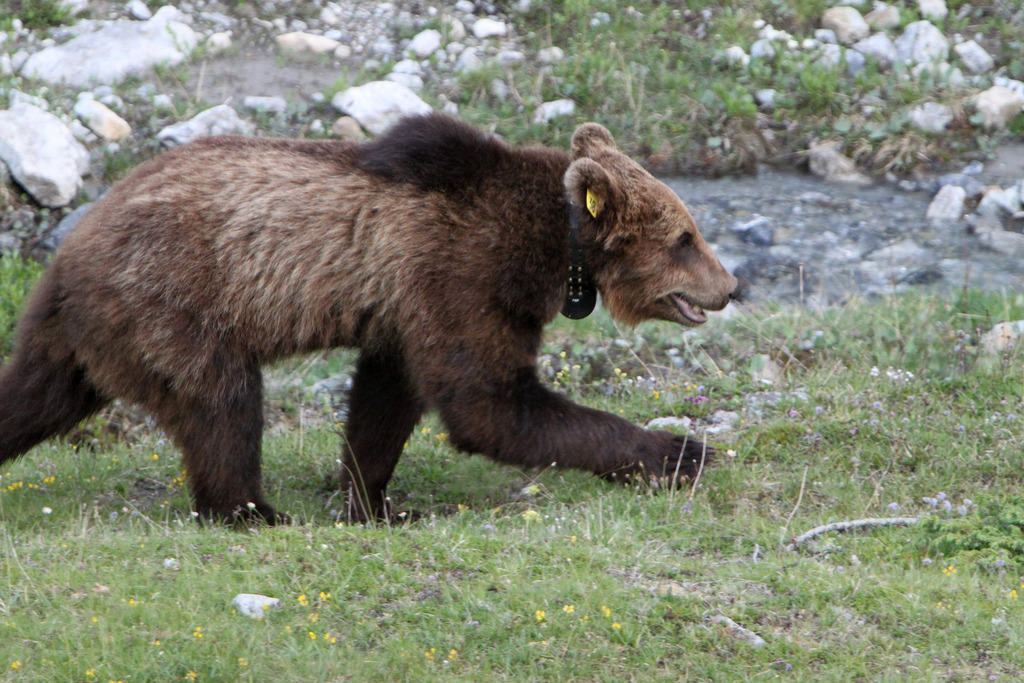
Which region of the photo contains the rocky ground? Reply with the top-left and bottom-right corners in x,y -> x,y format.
0,0 -> 1023,306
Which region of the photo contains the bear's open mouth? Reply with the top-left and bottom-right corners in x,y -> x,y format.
670,293 -> 707,325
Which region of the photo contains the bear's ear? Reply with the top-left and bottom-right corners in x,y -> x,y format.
571,123 -> 617,159
564,157 -> 618,220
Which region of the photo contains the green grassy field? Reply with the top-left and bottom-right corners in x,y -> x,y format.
1,274 -> 1023,681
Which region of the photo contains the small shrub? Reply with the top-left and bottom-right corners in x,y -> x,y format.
0,251 -> 44,357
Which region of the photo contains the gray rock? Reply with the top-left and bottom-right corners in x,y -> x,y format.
979,231 -> 1024,258
734,215 -> 775,246
977,186 -> 1022,221
232,593 -> 281,619
533,99 -> 576,124
21,7 -> 198,87
852,33 -> 897,70
331,81 -> 432,136
908,101 -> 954,133
243,96 -> 288,115
954,39 -> 994,74
925,184 -> 966,222
895,21 -> 949,65
406,28 -> 442,58
821,7 -> 870,45
0,103 -> 90,208
156,104 -> 253,146
860,239 -> 934,292
41,201 -> 93,250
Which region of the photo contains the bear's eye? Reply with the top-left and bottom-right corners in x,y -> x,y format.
672,232 -> 696,262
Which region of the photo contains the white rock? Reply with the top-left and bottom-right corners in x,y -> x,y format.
125,0 -> 152,20
276,31 -> 341,55
331,81 -> 432,136
455,46 -> 485,72
152,93 -> 174,110
0,103 -> 90,207
754,89 -> 777,108
865,5 -> 900,30
895,21 -> 949,65
808,141 -> 871,185
954,40 -> 994,74
498,50 -> 526,65
977,185 -> 1022,219
490,78 -> 509,100
206,31 -> 233,53
243,96 -> 288,114
232,593 -> 281,619
391,59 -> 422,75
981,322 -> 1021,355
973,86 -> 1024,130
472,18 -> 507,39
21,8 -> 199,87
156,104 -> 253,146
406,28 -> 442,58
537,46 -> 565,64
385,72 -> 424,92
909,101 -> 954,133
319,7 -> 340,26
334,44 -> 352,59
647,416 -> 691,431
821,7 -> 870,45
852,33 -> 897,70
9,90 -> 49,110
441,16 -> 466,41
724,45 -> 749,67
454,0 -> 474,13
911,61 -> 966,88
917,0 -> 948,21
74,97 -> 132,141
994,76 -> 1024,97
533,98 -> 576,124
750,38 -> 775,61
926,184 -> 966,221
814,28 -> 838,44
59,0 -> 89,15
818,44 -> 866,75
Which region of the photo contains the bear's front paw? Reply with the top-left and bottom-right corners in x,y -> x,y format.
603,432 -> 713,484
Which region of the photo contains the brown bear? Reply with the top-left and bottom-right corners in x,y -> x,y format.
0,114 -> 739,524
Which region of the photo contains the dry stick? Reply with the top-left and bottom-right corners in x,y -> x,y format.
782,465 -> 808,538
785,517 -> 919,552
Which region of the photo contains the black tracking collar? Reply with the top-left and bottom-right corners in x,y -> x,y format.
560,204 -> 597,320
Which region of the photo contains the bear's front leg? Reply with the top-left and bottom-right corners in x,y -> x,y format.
430,366 -> 710,485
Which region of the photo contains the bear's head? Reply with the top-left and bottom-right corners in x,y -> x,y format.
564,123 -> 739,327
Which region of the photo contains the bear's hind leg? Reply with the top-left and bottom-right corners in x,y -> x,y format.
154,366 -> 280,525
341,352 -> 423,523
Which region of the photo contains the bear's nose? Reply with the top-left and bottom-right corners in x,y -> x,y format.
729,277 -> 749,302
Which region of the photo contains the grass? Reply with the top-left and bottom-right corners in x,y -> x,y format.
1,277 -> 1023,680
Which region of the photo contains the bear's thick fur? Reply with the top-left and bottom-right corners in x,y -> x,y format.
0,114 -> 738,523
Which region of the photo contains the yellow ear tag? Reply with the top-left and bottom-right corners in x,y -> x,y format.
586,188 -> 600,218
